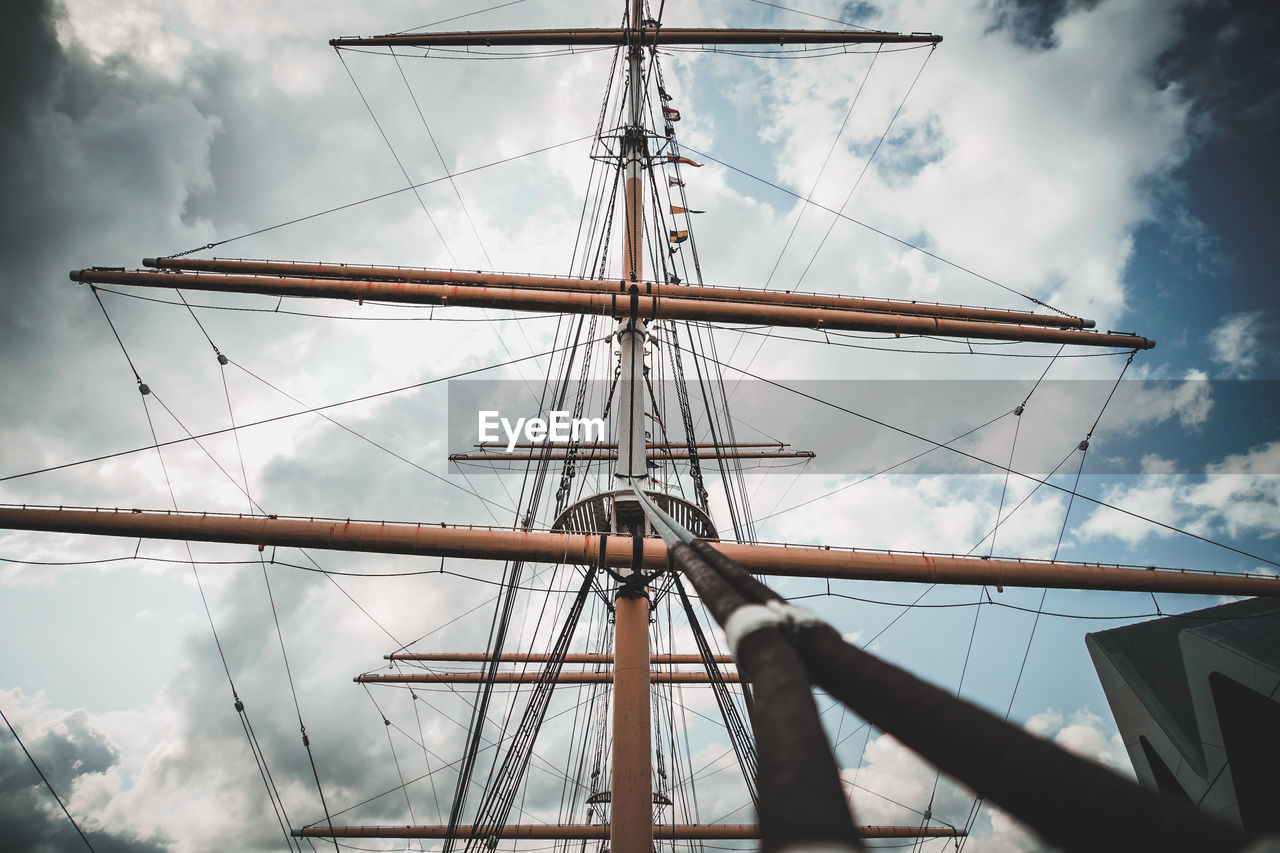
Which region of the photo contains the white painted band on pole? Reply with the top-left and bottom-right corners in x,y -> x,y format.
766,600 -> 825,630
723,604 -> 782,659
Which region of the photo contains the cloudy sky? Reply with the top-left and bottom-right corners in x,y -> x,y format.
1,0 -> 1277,851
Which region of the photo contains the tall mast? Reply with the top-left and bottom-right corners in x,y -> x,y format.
610,5 -> 653,852
23,4 -> 1254,850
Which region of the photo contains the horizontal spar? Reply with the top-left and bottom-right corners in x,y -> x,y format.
3,507 -> 1275,596
450,450 -> 815,462
357,671 -> 740,683
328,27 -> 942,48
144,256 -> 1092,330
387,653 -> 732,663
76,269 -> 1152,349
487,442 -> 789,450
293,824 -> 962,839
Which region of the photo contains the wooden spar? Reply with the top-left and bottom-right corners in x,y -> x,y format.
141,257 -> 1095,331
356,671 -> 740,683
386,652 -> 732,663
3,507 -> 1276,597
485,442 -> 789,450
328,28 -> 942,49
75,269 -> 1154,349
293,824 -> 963,840
449,450 -> 815,461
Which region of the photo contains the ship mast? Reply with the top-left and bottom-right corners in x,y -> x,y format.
6,3 -> 1275,852
612,5 -> 653,851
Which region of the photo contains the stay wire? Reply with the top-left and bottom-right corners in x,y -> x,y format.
964,353 -> 1125,848
175,295 -> 256,513
745,0 -> 877,30
762,45 -> 880,291
90,287 -> 142,384
336,49 -> 459,267
95,285 -> 559,323
0,706 -> 96,853
794,45 -> 932,292
2,334 -> 603,487
676,143 -> 1071,316
989,414 -> 1022,557
261,555 -> 341,851
97,295 -> 358,851
105,364 -> 408,654
173,298 -> 301,847
755,408 -> 1011,525
362,684 -> 427,852
114,346 -> 301,849
91,295 -> 243,690
706,354 -> 1280,569
164,134 -> 594,258
394,0 -> 529,35
723,323 -> 1124,358
229,358 -> 506,524
391,46 -> 493,269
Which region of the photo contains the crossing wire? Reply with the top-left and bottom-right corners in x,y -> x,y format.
336,49 -> 458,267
0,705 -> 96,852
704,352 -> 1280,569
461,568 -> 597,852
164,134 -> 594,258
792,45 -> 935,292
390,45 -> 494,268
761,43 -> 882,292
675,577 -> 759,808
1,333 -> 607,488
91,293 -> 303,851
677,142 -> 1072,316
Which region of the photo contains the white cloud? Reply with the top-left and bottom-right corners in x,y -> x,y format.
1078,440 -> 1280,545
1207,311 -> 1267,377
0,0 -> 1256,850
841,707 -> 1129,851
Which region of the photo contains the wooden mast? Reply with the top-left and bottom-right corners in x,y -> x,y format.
12,4 -> 1242,850
610,4 -> 652,851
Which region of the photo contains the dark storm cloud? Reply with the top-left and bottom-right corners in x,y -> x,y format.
0,0 -> 227,481
0,0 -> 216,347
0,710 -> 169,853
984,0 -> 1097,50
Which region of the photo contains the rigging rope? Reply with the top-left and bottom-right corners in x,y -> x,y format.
793,45 -> 934,292
761,44 -> 881,292
0,706 -> 97,853
705,354 -> 1280,569
336,49 -> 459,266
390,46 -> 494,268
676,143 -> 1073,316
1,334 -> 606,491
163,134 -> 594,259
91,294 -> 305,850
